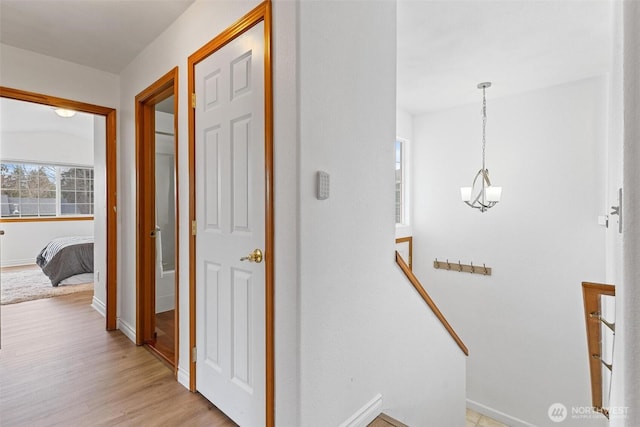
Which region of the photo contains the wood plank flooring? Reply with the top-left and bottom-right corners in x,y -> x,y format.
153,309 -> 175,364
368,413 -> 409,427
0,291 -> 237,427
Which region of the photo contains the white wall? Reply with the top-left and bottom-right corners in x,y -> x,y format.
412,77 -> 608,426
92,115 -> 107,312
611,2 -> 640,426
0,44 -> 120,107
605,0 -> 624,287
299,1 -> 465,426
1,132 -> 93,166
116,1 -> 300,424
396,108 -> 413,142
0,221 -> 94,267
155,110 -> 174,135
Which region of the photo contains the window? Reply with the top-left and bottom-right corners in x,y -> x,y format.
395,139 -> 405,224
1,161 -> 94,218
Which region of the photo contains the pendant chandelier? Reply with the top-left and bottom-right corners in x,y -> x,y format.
460,82 -> 502,212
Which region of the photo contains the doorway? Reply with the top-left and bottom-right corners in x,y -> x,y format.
135,68 -> 179,370
0,87 -> 117,330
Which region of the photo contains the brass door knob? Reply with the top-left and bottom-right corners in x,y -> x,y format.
240,248 -> 263,263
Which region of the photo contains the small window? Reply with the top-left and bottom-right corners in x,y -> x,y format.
1,161 -> 94,218
395,139 -> 405,224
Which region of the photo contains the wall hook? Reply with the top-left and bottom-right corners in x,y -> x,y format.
433,258 -> 492,276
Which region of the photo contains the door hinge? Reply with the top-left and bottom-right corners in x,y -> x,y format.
191,93 -> 196,108
192,347 -> 197,362
192,220 -> 197,236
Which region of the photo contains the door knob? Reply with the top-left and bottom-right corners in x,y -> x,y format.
240,248 -> 263,263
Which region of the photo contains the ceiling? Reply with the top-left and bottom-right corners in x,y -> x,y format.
0,0 -> 194,74
1,96 -> 94,138
397,0 -> 613,114
0,0 -> 612,114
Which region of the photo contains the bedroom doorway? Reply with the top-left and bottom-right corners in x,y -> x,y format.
135,68 -> 179,371
0,87 -> 117,330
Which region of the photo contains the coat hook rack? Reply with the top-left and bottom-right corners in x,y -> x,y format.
434,258 -> 492,276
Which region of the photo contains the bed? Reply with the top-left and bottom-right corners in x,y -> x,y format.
36,236 -> 94,287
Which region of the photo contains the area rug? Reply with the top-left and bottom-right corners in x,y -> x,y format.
0,268 -> 93,305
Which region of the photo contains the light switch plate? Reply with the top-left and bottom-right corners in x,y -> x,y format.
317,171 -> 330,200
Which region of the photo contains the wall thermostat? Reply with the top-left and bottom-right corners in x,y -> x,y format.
317,171 -> 330,200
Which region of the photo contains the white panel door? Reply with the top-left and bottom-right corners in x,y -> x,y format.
195,21 -> 265,427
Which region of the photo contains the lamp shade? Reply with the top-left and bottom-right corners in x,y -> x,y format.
485,186 -> 502,202
460,187 -> 472,202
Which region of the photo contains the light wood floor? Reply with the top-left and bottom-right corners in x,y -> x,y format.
0,263 -> 40,273
153,309 -> 175,364
368,413 -> 408,427
0,291 -> 237,427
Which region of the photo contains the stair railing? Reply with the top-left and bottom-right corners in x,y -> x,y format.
582,282 -> 615,418
396,251 -> 468,356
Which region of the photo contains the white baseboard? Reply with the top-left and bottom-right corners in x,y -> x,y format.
177,366 -> 190,390
1,259 -> 36,268
466,399 -> 535,427
91,296 -> 106,317
339,393 -> 383,427
117,318 -> 136,343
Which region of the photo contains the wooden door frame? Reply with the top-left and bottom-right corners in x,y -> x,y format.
187,1 -> 274,425
0,86 -> 118,330
134,67 -> 180,372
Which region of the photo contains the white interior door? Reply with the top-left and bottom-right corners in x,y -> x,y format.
195,21 -> 266,427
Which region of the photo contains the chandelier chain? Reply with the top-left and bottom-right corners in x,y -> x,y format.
482,86 -> 487,171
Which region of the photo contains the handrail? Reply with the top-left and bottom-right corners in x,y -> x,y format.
582,282 -> 615,419
396,251 -> 469,356
395,236 -> 413,269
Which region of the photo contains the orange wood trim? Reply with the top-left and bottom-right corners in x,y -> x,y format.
134,68 -> 179,359
0,87 -> 114,116
0,86 -> 118,331
105,109 -> 117,331
187,2 -> 274,426
582,282 -> 615,414
187,2 -> 268,66
263,3 -> 275,425
396,251 -> 469,356
188,52 -> 197,392
0,216 -> 94,223
395,236 -> 413,270
173,77 -> 181,377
